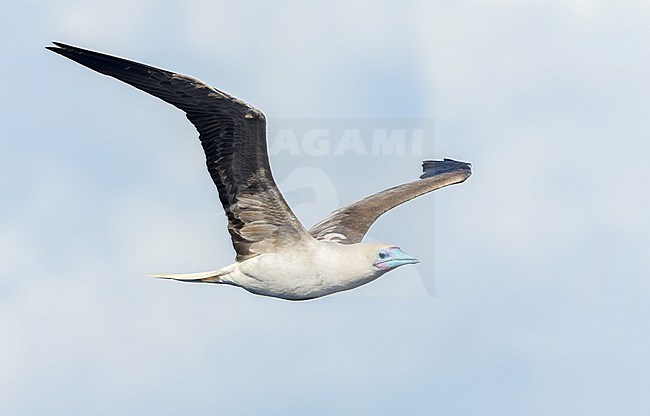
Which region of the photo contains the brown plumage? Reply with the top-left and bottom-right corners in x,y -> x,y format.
308,159 -> 471,243
47,42 -> 309,261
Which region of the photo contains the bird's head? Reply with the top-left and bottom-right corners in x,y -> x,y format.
371,244 -> 420,271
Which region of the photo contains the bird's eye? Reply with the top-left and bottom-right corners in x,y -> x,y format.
378,252 -> 387,259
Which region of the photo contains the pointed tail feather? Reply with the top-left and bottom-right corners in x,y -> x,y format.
147,269 -> 223,283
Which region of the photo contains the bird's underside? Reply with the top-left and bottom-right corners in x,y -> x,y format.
48,41 -> 472,300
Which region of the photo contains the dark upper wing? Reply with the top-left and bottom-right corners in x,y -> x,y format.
308,159 -> 472,243
48,42 -> 309,261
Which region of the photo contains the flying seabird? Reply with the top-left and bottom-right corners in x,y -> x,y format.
47,42 -> 472,300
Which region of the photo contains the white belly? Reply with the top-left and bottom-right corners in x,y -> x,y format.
220,246 -> 385,300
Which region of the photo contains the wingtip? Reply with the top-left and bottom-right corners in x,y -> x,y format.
420,158 -> 472,180
46,42 -> 87,56
46,42 -> 70,55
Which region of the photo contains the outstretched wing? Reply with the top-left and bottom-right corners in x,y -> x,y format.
48,42 -> 310,261
308,159 -> 471,244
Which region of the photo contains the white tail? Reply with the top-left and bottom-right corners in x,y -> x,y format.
147,269 -> 223,283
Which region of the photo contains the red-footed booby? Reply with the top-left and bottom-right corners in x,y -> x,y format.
47,42 -> 472,300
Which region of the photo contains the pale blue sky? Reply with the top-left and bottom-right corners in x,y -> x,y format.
2,1 -> 650,415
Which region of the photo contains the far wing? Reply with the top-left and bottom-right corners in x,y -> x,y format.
308,159 -> 471,244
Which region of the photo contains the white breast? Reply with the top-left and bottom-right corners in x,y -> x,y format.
223,241 -> 385,300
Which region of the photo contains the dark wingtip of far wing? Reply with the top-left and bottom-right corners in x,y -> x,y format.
420,158 -> 472,180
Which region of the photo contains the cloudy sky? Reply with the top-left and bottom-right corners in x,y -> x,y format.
2,0 -> 649,414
